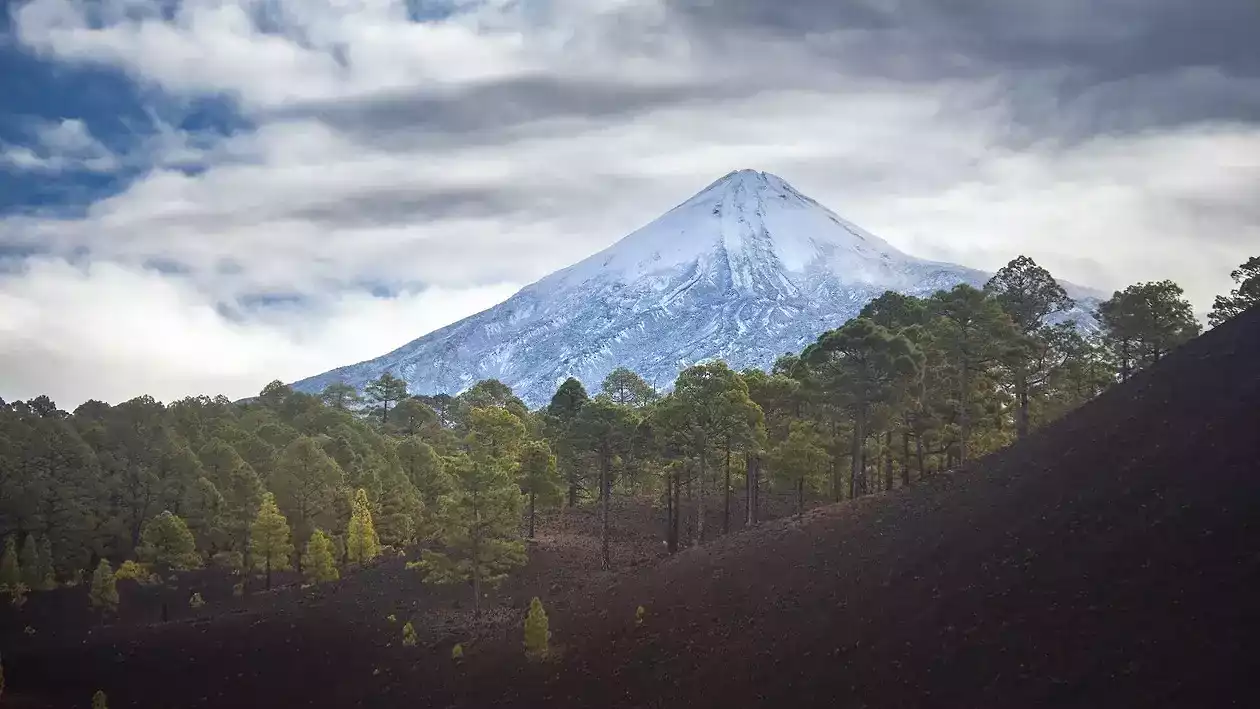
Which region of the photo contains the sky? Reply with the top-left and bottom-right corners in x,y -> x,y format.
1,0 -> 1257,408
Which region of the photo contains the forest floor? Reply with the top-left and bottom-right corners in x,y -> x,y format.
4,308 -> 1260,708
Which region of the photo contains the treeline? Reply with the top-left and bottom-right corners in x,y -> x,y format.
0,254 -> 1254,609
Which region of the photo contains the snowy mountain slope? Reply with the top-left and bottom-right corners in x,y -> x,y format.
291,170 -> 1101,407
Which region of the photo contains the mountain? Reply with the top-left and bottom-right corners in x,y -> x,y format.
291,169 -> 1099,406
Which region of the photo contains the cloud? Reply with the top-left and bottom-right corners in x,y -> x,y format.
1,0 -> 1257,406
0,257 -> 518,405
0,117 -> 118,172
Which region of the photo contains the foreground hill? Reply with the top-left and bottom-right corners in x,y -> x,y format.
7,308 -> 1258,708
292,169 -> 1098,406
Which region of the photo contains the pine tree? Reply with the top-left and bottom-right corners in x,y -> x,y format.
302,529 -> 340,584
523,596 -> 550,660
271,436 -> 344,555
574,399 -> 639,569
518,441 -> 562,539
138,511 -> 203,571
92,689 -> 108,709
402,621 -> 418,647
768,421 -> 831,517
417,449 -> 525,617
346,488 -> 381,566
89,559 -> 119,613
249,492 -> 294,590
19,534 -> 39,589
0,536 -> 19,589
1208,256 -> 1259,327
364,373 -> 409,425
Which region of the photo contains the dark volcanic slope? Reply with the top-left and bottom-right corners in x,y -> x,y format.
7,308 -> 1260,709
463,308 -> 1260,708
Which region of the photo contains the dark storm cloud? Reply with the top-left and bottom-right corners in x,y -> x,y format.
671,0 -> 1260,137
270,74 -> 766,147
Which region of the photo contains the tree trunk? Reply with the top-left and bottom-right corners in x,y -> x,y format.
528,491 -> 536,539
741,451 -> 750,527
567,459 -> 579,507
695,449 -> 706,545
723,437 -> 732,535
601,449 -> 611,570
796,478 -> 804,518
830,417 -> 840,502
960,355 -> 971,464
668,469 -> 680,553
884,431 -> 894,492
1016,370 -> 1030,440
752,455 -> 761,525
665,468 -> 674,553
265,556 -> 272,591
850,407 -> 864,499
901,431 -> 912,487
1121,338 -> 1132,382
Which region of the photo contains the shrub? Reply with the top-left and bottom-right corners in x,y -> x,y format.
386,614 -> 397,623
451,643 -> 464,660
23,625 -> 35,636
113,560 -> 148,583
232,581 -> 244,598
402,621 -> 417,647
8,583 -> 28,609
92,690 -> 108,709
635,605 -> 645,627
64,569 -> 84,588
523,597 -> 550,660
189,592 -> 206,609
404,560 -> 423,571
89,560 -> 119,613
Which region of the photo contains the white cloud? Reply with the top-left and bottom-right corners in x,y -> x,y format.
0,258 -> 518,405
0,118 -> 118,172
1,0 -> 1257,406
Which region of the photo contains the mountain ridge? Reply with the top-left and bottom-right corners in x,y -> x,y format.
291,169 -> 1100,405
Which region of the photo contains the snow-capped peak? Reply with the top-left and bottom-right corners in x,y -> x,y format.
534,169 -> 912,296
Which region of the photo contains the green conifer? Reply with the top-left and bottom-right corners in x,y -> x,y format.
346,488 -> 381,566
402,621 -> 417,647
92,689 -> 108,709
249,492 -> 294,590
524,596 -> 550,660
0,536 -> 20,590
89,560 -> 119,613
301,529 -> 339,584
138,511 -> 203,571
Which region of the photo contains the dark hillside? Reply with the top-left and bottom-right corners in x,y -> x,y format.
481,305 -> 1260,708
6,308 -> 1260,708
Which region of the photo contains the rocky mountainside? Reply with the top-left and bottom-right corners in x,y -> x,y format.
291,169 -> 1098,406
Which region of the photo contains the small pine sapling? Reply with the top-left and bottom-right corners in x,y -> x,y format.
635,605 -> 645,627
402,621 -> 417,647
23,626 -> 35,636
92,690 -> 108,709
523,597 -> 550,660
89,560 -> 119,613
189,592 -> 205,609
301,529 -> 339,584
451,643 -> 464,661
386,614 -> 397,623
